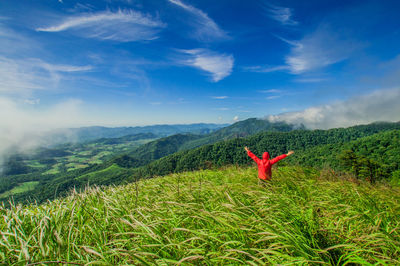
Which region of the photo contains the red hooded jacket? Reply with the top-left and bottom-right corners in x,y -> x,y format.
247,150 -> 287,180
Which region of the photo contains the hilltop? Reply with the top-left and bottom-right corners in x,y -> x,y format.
1,166 -> 399,264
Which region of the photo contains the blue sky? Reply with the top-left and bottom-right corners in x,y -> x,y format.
1,0 -> 400,128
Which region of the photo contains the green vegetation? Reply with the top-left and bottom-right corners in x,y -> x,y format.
2,121 -> 400,205
0,181 -> 39,199
48,123 -> 226,143
288,129 -> 400,182
178,118 -> 298,151
1,166 -> 399,264
77,164 -> 126,182
0,133 -> 157,196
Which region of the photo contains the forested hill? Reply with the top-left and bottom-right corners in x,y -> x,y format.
126,133 -> 203,166
178,118 -> 299,151
126,123 -> 400,182
122,118 -> 297,167
287,129 -> 400,182
9,121 -> 400,204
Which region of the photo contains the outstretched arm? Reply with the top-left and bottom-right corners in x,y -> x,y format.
244,146 -> 260,164
270,151 -> 294,164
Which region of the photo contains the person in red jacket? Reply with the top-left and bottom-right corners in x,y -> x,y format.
245,146 -> 294,181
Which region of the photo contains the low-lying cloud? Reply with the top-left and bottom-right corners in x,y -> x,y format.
267,88 -> 400,129
0,97 -> 86,170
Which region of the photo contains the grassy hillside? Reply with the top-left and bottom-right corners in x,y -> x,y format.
1,166 -> 399,264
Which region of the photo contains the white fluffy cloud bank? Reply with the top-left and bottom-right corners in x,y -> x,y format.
0,97 -> 88,168
267,88 -> 400,129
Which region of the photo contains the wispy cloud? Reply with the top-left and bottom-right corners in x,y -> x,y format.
211,96 -> 228,99
246,25 -> 360,75
265,3 -> 298,26
37,9 -> 165,42
0,23 -> 41,56
0,56 -> 92,95
23,98 -> 40,105
178,49 -> 234,82
266,95 -> 280,100
258,89 -> 282,100
168,0 -> 228,41
37,61 -> 92,73
294,77 -> 328,83
267,88 -> 400,129
283,26 -> 359,74
214,107 -> 230,111
242,65 -> 289,73
258,89 -> 281,93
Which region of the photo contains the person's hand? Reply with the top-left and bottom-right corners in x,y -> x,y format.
287,150 -> 294,156
244,146 -> 249,152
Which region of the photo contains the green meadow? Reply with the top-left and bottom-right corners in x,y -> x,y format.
0,181 -> 39,199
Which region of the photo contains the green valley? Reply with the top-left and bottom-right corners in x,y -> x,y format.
2,120 -> 400,205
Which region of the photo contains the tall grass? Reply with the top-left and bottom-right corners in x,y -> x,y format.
1,166 -> 399,265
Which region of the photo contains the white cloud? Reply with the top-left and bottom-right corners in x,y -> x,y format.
179,49 -> 234,82
258,89 -> 281,93
168,0 -> 228,41
265,3 -> 298,26
37,9 -> 165,42
283,26 -> 359,74
258,89 -> 282,100
267,88 -> 400,129
23,98 -> 40,105
246,26 -> 360,75
0,56 -> 92,95
242,65 -> 289,73
0,23 -> 41,57
294,77 -> 328,83
211,96 -> 228,99
38,62 -> 93,73
214,107 -> 229,111
233,116 -> 239,122
266,95 -> 280,100
0,97 -> 87,167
